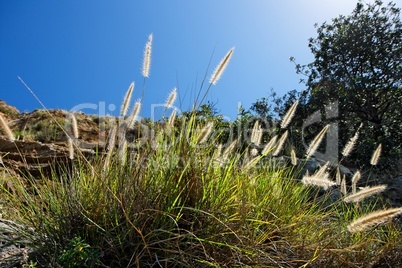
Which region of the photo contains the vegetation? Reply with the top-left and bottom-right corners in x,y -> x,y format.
1,3 -> 402,266
251,0 -> 402,174
2,106 -> 402,267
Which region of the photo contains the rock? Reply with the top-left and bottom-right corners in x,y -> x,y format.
0,100 -> 19,120
0,137 -> 97,180
0,137 -> 73,179
384,176 -> 402,207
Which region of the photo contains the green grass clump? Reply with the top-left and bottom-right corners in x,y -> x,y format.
1,112 -> 401,267
1,40 -> 401,267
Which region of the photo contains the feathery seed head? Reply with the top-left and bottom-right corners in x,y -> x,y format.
165,87 -> 177,108
352,170 -> 362,194
336,167 -> 342,185
301,175 -> 336,190
306,124 -> 329,159
118,140 -> 128,166
120,82 -> 135,116
280,100 -> 299,129
67,137 -> 74,160
291,147 -> 297,166
243,156 -> 261,171
70,112 -> 79,139
0,115 -> 15,141
142,34 -> 153,78
221,139 -> 237,163
370,143 -> 382,166
341,176 -> 347,195
342,128 -> 360,157
128,101 -> 141,128
250,121 -> 262,146
209,47 -> 234,85
197,122 -> 214,144
250,148 -> 259,157
314,161 -> 330,180
273,131 -> 288,156
347,207 -> 402,233
344,185 -> 387,203
103,125 -> 117,171
168,109 -> 177,128
262,135 -> 278,156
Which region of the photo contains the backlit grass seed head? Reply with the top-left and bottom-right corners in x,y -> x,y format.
341,176 -> 347,195
142,33 -> 153,78
197,122 -> 214,144
314,162 -> 330,180
290,147 -> 297,165
250,121 -> 262,146
221,139 -> 237,163
104,126 -> 117,171
262,135 -> 278,156
118,140 -> 128,166
370,143 -> 382,166
347,207 -> 402,233
209,47 -> 234,85
336,167 -> 341,185
168,109 -> 176,128
306,124 -> 329,159
120,82 -> 135,116
0,115 -> 15,141
250,148 -> 259,157
70,112 -> 79,139
67,137 -> 74,160
280,100 -> 299,129
273,131 -> 288,156
165,87 -> 177,109
352,170 -> 362,194
243,156 -> 261,171
343,185 -> 387,203
128,101 -> 141,128
301,175 -> 336,190
342,125 -> 361,157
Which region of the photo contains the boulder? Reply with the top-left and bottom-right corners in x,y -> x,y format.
384,176 -> 402,207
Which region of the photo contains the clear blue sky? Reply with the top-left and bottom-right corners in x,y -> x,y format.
1,0 -> 390,120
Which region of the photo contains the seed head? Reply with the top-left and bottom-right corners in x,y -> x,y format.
262,135 -> 278,156
67,137 -> 74,160
370,143 -> 382,166
250,121 -> 262,146
0,115 -> 15,141
165,87 -> 177,109
128,101 -> 141,128
347,207 -> 402,233
352,170 -> 362,194
306,125 -> 329,159
280,100 -> 299,129
209,47 -> 234,85
197,122 -> 214,144
142,34 -> 153,78
120,82 -> 135,116
290,147 -> 297,166
70,112 -> 79,139
344,185 -> 387,203
342,124 -> 362,157
273,131 -> 288,156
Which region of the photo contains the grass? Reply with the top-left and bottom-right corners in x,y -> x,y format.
1,112 -> 401,267
1,42 -> 401,267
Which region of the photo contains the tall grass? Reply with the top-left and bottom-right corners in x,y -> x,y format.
1,38 -> 401,267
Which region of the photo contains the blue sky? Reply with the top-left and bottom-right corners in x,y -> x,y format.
0,0 -> 391,120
